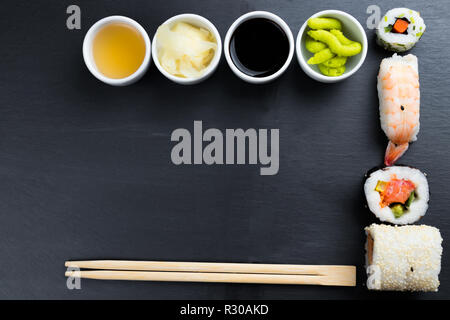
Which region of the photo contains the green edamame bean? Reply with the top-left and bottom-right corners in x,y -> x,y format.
322,56 -> 347,68
307,30 -> 362,57
307,48 -> 335,65
307,17 -> 342,30
318,63 -> 346,77
330,29 -> 354,45
305,36 -> 327,53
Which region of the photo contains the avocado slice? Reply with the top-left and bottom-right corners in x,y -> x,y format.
405,191 -> 415,208
391,204 -> 406,218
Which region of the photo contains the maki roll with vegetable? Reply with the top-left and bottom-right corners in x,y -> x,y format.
364,166 -> 429,225
365,224 -> 442,291
376,8 -> 426,52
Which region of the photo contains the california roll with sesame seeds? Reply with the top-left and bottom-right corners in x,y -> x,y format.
377,8 -> 426,52
364,166 -> 429,225
365,224 -> 442,291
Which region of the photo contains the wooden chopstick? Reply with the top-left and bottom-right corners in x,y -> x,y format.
65,260 -> 352,275
64,270 -> 355,286
65,261 -> 356,287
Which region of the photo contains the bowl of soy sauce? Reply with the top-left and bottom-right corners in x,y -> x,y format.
224,11 -> 294,84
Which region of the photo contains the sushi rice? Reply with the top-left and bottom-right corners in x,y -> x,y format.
377,8 -> 426,52
364,166 -> 429,225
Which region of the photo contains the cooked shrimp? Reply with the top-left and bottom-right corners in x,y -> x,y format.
377,54 -> 420,166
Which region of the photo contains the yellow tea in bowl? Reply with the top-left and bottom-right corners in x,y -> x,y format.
93,23 -> 146,79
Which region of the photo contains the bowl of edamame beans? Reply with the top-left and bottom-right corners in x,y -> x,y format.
296,10 -> 368,83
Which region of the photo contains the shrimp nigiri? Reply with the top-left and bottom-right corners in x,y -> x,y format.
377,54 -> 420,166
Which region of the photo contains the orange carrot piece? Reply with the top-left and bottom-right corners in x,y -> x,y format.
392,19 -> 409,33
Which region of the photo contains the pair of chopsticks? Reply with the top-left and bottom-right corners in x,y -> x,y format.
65,260 -> 356,286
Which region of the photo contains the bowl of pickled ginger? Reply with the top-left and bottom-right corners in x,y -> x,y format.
152,14 -> 222,85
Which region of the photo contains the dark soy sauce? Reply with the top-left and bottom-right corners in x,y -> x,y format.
229,18 -> 290,78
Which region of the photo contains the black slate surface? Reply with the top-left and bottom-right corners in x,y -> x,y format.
1,0 -> 449,299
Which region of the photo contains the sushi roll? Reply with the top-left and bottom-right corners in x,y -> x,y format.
365,224 -> 442,291
376,8 -> 426,52
364,166 -> 429,225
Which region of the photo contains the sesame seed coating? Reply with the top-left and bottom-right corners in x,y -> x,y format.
365,224 -> 442,292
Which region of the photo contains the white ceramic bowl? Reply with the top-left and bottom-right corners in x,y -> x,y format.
152,14 -> 222,85
224,11 -> 295,84
296,10 -> 368,83
83,16 -> 151,86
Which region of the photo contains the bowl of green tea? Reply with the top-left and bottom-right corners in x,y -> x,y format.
83,16 -> 151,86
